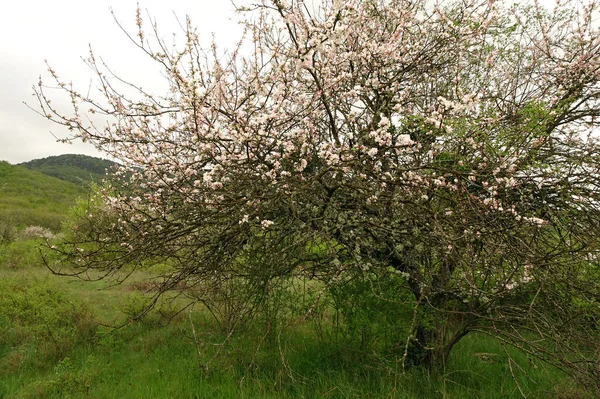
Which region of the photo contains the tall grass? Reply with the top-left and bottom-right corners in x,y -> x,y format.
0,264 -> 588,399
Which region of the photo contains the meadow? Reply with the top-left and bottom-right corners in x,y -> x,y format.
0,238 -> 591,399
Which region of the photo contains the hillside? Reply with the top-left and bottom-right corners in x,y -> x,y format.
0,161 -> 86,232
19,154 -> 116,185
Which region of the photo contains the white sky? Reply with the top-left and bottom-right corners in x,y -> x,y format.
0,0 -> 559,164
0,0 -> 246,164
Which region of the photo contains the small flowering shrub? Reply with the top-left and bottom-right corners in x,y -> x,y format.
20,225 -> 55,240
36,0 -> 600,392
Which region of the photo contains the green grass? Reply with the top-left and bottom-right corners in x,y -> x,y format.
0,256 -> 588,399
0,162 -> 86,232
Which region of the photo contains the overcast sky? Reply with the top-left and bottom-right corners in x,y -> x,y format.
0,0 -> 247,164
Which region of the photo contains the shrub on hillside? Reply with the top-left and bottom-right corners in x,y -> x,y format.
0,214 -> 16,246
20,225 -> 56,240
0,240 -> 45,269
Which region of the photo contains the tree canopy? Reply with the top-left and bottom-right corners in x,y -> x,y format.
35,0 -> 600,391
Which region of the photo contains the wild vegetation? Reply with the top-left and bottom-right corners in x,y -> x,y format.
5,0 -> 600,397
0,156 -> 595,397
34,0 -> 600,391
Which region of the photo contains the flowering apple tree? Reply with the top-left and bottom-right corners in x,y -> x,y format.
35,0 -> 600,388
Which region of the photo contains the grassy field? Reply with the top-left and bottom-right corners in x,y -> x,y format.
0,240 -> 590,399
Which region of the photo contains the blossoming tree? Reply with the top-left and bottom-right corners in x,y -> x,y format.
36,0 -> 600,388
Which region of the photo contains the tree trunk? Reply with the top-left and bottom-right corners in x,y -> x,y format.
389,255 -> 470,370
405,305 -> 471,370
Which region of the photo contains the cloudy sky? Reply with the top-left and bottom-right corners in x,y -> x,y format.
0,0 -> 247,164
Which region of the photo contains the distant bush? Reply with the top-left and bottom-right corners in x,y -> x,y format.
0,240 -> 45,269
20,225 -> 56,240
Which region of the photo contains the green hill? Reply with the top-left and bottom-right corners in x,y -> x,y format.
0,161 -> 87,232
19,154 -> 116,185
